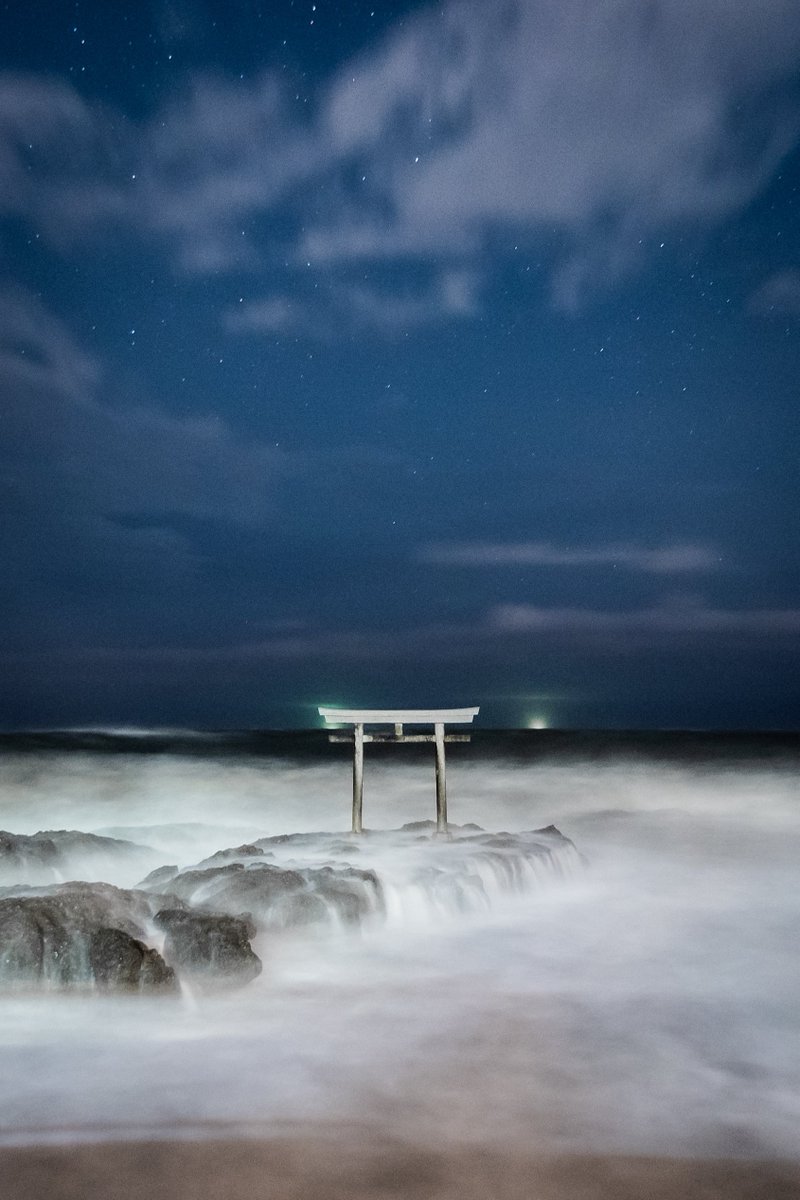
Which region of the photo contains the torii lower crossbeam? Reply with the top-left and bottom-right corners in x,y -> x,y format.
318,707 -> 479,834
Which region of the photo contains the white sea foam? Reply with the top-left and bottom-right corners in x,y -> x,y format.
0,747 -> 798,1158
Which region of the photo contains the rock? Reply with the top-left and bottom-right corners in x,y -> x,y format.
0,887 -> 176,992
154,908 -> 261,986
137,864 -> 180,890
0,880 -> 155,932
194,844 -> 268,869
164,860 -> 384,929
89,927 -> 176,991
0,829 -> 156,887
400,820 -> 438,833
0,830 -> 59,878
211,843 -> 265,860
398,820 -> 484,835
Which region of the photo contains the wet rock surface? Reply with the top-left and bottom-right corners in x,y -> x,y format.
154,908 -> 262,985
0,884 -> 176,992
153,859 -> 384,928
88,927 -> 176,992
0,880 -> 262,993
0,823 -> 581,993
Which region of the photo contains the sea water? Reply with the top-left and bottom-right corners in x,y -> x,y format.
0,731 -> 798,1158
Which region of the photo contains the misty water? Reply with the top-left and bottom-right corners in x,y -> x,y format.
0,732 -> 798,1159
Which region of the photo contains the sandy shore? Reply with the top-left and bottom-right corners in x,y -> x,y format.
3,1130 -> 799,1200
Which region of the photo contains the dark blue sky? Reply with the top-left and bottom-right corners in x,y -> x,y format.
2,0 -> 799,730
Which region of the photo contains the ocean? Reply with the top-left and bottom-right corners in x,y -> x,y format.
0,729 -> 798,1161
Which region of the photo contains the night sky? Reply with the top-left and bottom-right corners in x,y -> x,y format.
2,0 -> 799,731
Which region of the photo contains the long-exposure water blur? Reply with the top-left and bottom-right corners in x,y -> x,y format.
1,729 -> 798,1163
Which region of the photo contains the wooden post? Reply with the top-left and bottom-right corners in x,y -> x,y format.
352,722 -> 364,834
434,721 -> 448,833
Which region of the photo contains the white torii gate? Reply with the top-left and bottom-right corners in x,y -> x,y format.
318,707 -> 479,834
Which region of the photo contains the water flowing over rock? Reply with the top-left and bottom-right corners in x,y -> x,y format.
0,880 -> 265,992
0,884 -> 176,992
0,820 -> 583,993
149,859 -> 385,928
248,823 -> 584,920
0,829 -> 156,887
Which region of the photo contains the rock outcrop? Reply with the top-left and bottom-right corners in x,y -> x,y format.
154,907 -> 262,985
0,880 -> 262,992
0,829 -> 156,887
0,884 -> 176,991
0,822 -> 582,994
148,859 -> 384,928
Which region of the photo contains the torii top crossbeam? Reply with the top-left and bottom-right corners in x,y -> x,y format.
318,706 -> 479,833
318,707 -> 479,725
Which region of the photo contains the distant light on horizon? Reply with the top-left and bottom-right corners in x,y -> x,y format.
526,716 -> 549,730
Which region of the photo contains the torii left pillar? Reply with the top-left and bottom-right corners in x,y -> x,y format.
352,722 -> 364,834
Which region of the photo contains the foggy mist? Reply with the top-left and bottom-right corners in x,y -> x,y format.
1,744 -> 797,1159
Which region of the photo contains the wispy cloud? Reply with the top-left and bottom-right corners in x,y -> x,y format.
310,0 -> 800,306
489,600 -> 800,637
2,1 -> 799,318
226,268 -> 481,338
420,541 -> 723,573
15,596 -> 797,681
749,268 -> 800,316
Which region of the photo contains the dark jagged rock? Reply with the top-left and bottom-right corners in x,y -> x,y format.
0,880 -> 156,932
154,908 -> 261,985
0,886 -> 176,992
0,880 -> 263,992
89,927 -> 176,991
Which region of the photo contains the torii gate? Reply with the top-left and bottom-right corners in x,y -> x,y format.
318,707 -> 479,834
